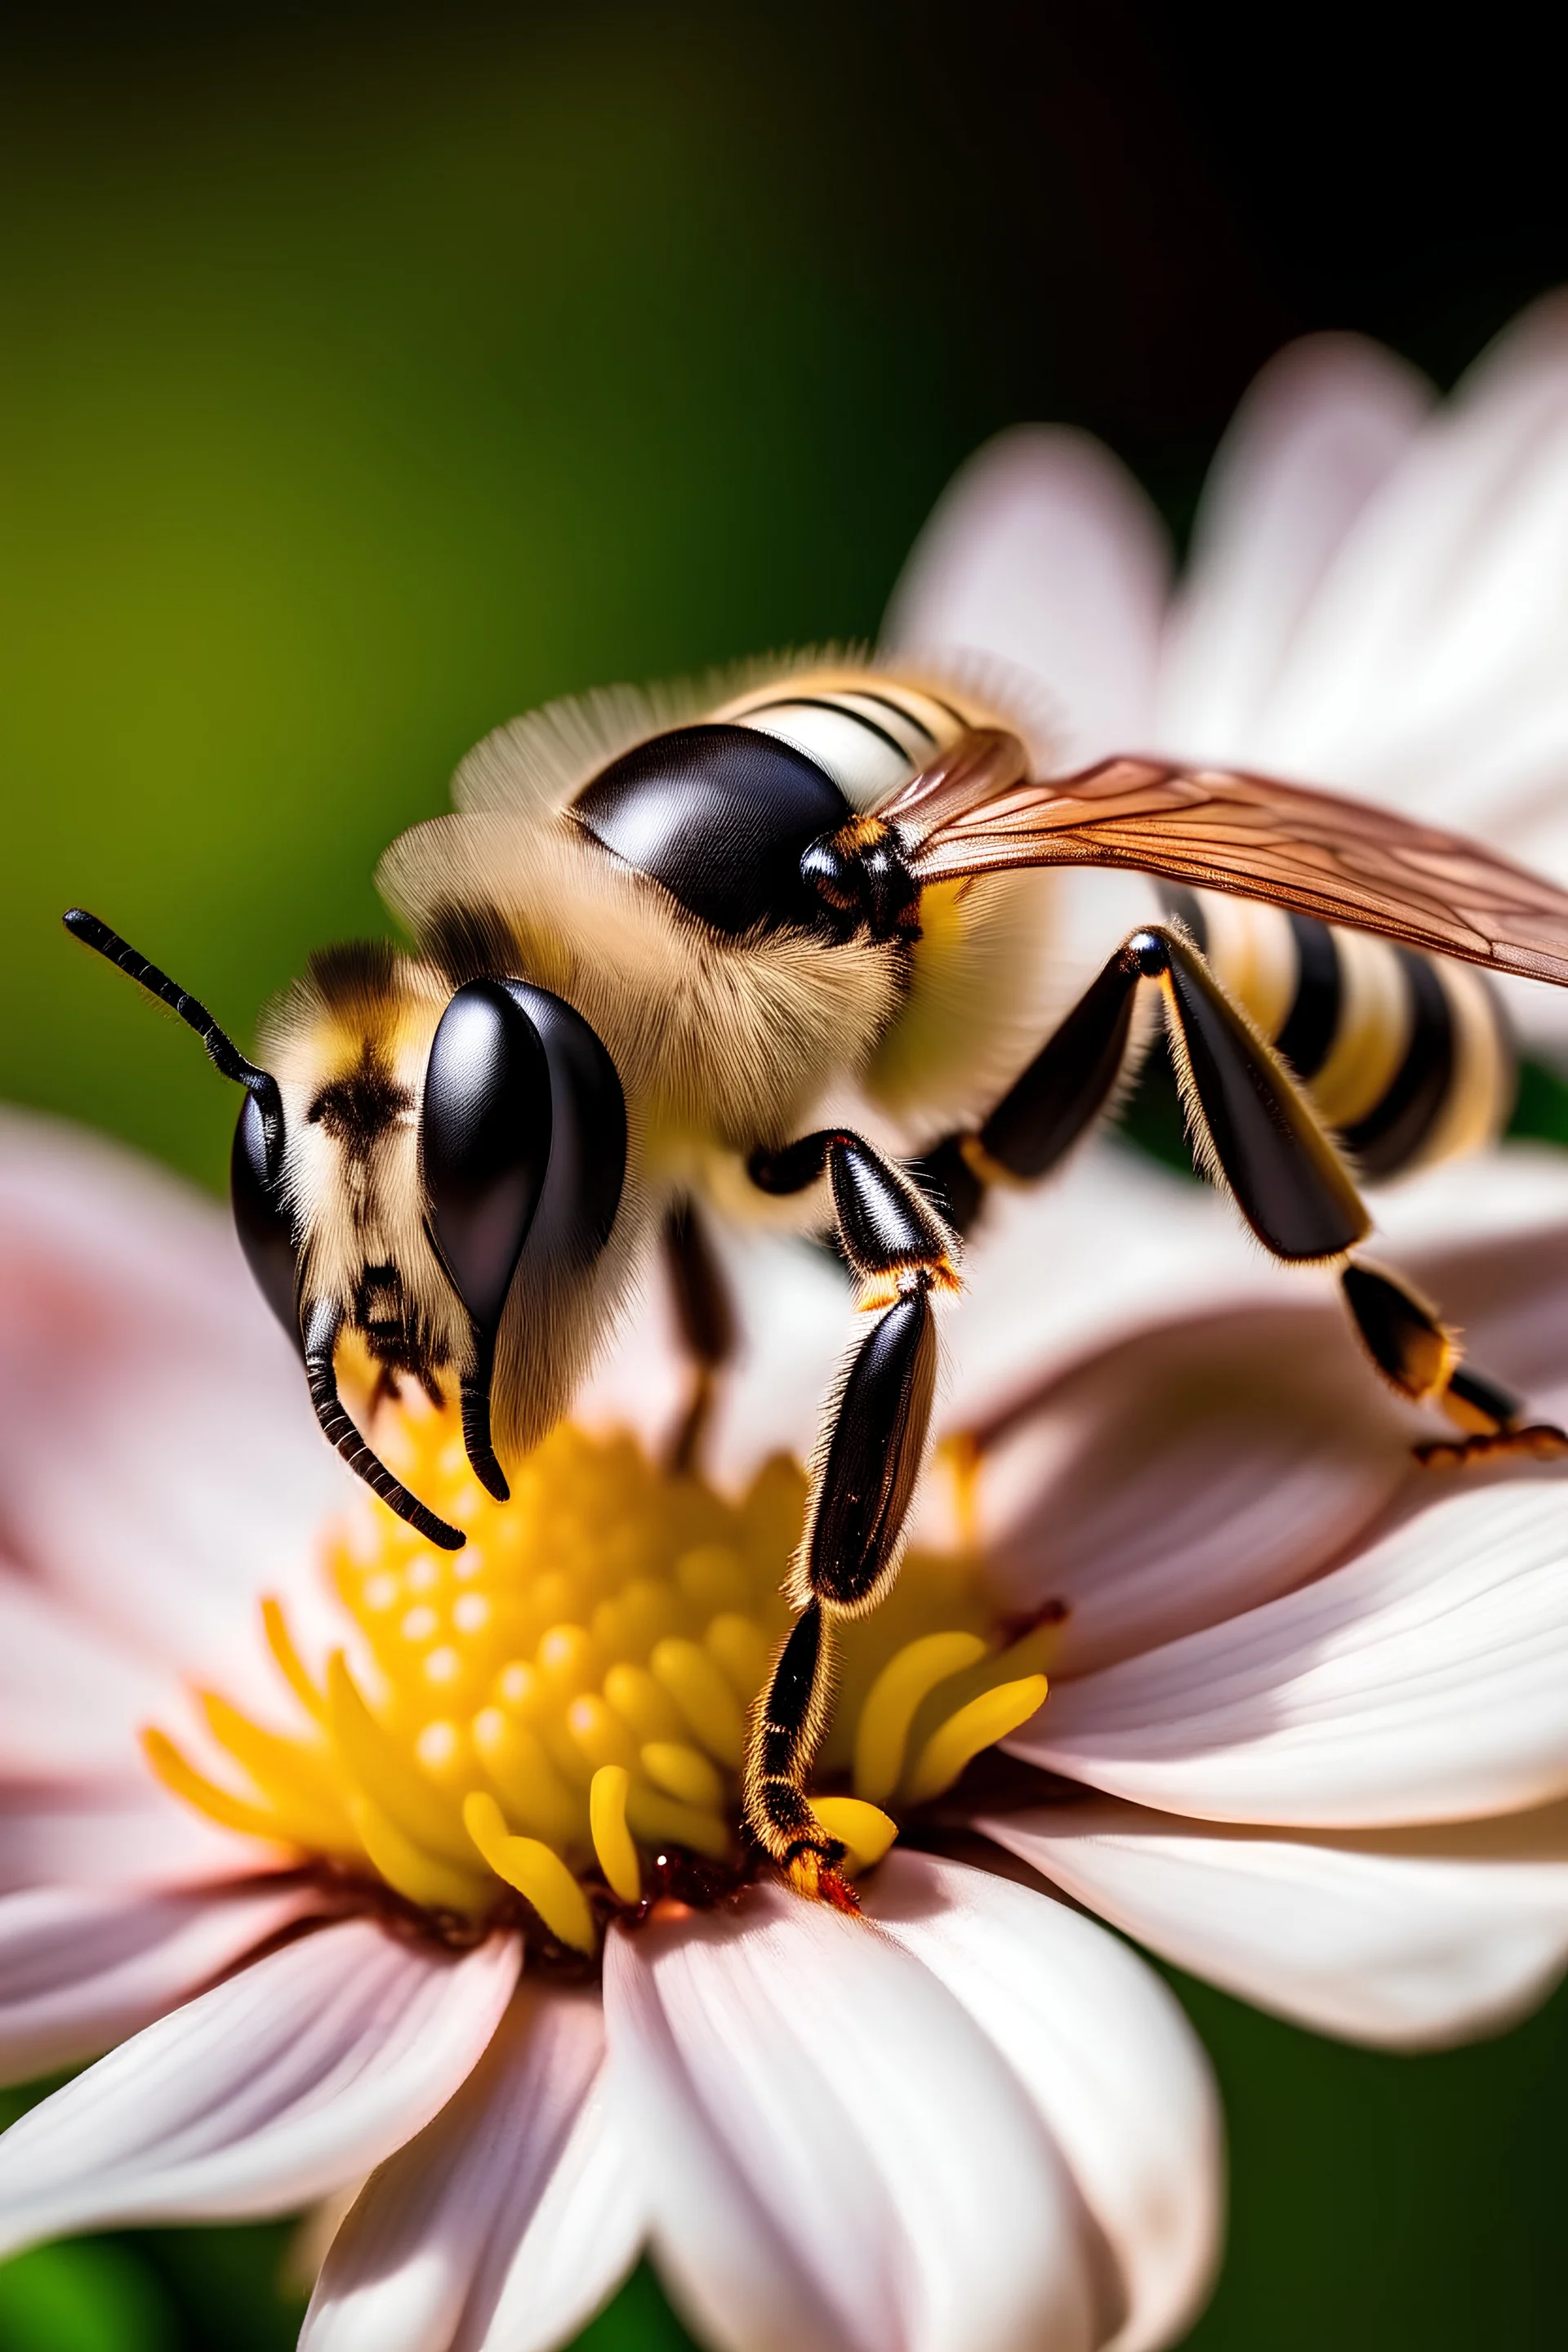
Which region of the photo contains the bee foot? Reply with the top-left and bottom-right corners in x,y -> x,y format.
1414,1423 -> 1568,1470
784,1842 -> 861,1913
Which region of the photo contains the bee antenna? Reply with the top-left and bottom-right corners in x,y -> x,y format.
302,1300 -> 466,1552
63,908 -> 283,1149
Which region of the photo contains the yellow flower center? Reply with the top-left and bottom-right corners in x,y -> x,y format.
146,1394 -> 1054,1953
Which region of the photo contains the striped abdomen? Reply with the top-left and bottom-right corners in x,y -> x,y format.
1169,888 -> 1513,1180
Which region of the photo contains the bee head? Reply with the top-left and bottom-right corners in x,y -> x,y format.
63,912 -> 626,1552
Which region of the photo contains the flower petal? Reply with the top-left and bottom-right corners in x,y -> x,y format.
883,425 -> 1170,767
1245,292 -> 1568,802
0,1918 -> 519,2256
0,1780 -> 259,1895
302,1984 -> 640,2352
604,1885 -> 1093,2352
971,1298 -> 1410,1673
867,1850 -> 1221,2352
1018,1476 -> 1568,1829
0,1880 -> 315,2085
0,1110 -> 341,1694
0,1574 -> 172,1780
986,1796 -> 1568,2050
1156,332 -> 1433,764
933,1145 -> 1294,1464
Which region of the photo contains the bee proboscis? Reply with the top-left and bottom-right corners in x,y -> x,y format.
66,656 -> 1568,1904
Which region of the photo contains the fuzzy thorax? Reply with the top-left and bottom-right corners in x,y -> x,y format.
146,1397 -> 1055,1953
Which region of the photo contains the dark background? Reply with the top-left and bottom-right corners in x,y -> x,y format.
2,6 -> 1565,2346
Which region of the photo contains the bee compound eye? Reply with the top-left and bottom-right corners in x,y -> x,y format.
231,1091 -> 301,1343
421,978 -> 554,1333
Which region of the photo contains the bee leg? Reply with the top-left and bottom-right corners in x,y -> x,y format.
1341,1261 -> 1568,1468
662,1197 -> 737,1475
910,933 -> 1149,1233
929,925 -> 1567,1459
745,1131 -> 958,1900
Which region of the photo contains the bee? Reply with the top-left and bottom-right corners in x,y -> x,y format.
65,654 -> 1568,1906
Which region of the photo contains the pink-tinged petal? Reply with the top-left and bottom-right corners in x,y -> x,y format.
947,1146 -> 1568,1592
0,1881 -> 317,2086
0,1918 -> 519,2256
934,1146 -> 1298,1463
869,1851 -> 1220,2352
884,425 -> 1171,768
0,1111 -> 342,1695
604,1886 -> 1093,2352
973,1302 -> 1410,1674
0,1780 -> 264,1895
0,1575 -> 172,1780
1243,292 -> 1568,795
465,2069 -> 638,2352
1156,332 -> 1433,764
302,1984 -> 640,2352
987,1796 -> 1568,2051
1018,1477 -> 1568,1829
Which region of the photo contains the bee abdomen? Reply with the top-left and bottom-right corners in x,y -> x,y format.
1174,889 -> 1513,1180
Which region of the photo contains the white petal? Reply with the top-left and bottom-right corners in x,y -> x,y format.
0,1918 -> 519,2255
0,1111 -> 342,1697
0,1575 -> 172,1779
0,1880 -> 315,2085
883,425 -> 1170,767
1018,1476 -> 1568,1828
604,1886 -> 1093,2352
303,1984 -> 640,2352
0,1780 -> 257,1895
956,1147 -> 1568,1648
868,1851 -> 1221,2352
987,1796 -> 1568,2049
1244,292 -> 1568,792
933,1143 -> 1299,1463
971,1294 -> 1410,1673
1156,332 -> 1433,762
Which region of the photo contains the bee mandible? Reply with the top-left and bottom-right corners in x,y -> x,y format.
66,655 -> 1568,1906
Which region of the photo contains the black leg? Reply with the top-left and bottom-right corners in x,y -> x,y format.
744,1131 -> 957,1899
931,926 -> 1566,1457
1342,1260 -> 1568,1465
661,1198 -> 738,1475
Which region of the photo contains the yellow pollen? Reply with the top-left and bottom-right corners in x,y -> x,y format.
143,1394 -> 1060,1944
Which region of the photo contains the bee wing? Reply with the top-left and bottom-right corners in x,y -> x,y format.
887,751 -> 1568,987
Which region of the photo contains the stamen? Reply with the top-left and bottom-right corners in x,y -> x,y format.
470,1709 -> 583,1846
464,1793 -> 595,1953
143,1728 -> 302,1848
590,1765 -> 642,1906
261,1597 -> 328,1726
853,1632 -> 988,1804
326,1653 -> 475,1868
641,1741 -> 724,1809
648,1639 -> 746,1766
145,1396 -> 1060,1944
196,1692 -> 356,1855
352,1787 -> 493,1915
810,1796 -> 898,1872
901,1674 -> 1049,1806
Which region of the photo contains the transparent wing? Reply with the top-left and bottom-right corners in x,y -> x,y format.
887,750 -> 1568,987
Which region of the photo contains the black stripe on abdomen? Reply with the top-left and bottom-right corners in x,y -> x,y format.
1342,950 -> 1454,1178
1274,915 -> 1340,1080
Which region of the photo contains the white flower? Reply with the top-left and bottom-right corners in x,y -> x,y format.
887,291 -> 1568,1048
3,296 -> 1568,2352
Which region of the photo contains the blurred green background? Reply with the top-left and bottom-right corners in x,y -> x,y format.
2,4 -> 1566,2345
